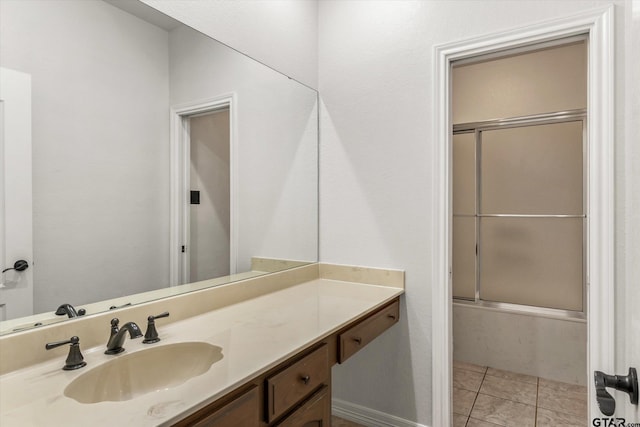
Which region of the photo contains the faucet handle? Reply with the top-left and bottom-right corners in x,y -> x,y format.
109,317 -> 120,336
45,336 -> 87,371
152,311 -> 170,320
143,312 -> 170,344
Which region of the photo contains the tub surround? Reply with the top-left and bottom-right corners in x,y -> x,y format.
0,263 -> 404,426
453,302 -> 587,386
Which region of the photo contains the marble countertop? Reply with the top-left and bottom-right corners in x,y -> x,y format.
0,278 -> 403,426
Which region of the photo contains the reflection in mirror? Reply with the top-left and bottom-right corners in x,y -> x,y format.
0,0 -> 318,334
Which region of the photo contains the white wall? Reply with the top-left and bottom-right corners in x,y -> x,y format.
0,0 -> 171,312
319,1 -> 638,425
452,41 -> 587,123
169,25 -> 318,272
140,0 -> 318,89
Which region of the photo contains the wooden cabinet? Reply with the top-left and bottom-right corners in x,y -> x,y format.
173,297 -> 400,426
266,344 -> 329,422
339,299 -> 400,363
275,386 -> 330,427
174,385 -> 259,427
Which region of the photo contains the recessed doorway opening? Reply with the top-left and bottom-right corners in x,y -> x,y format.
188,108 -> 231,283
450,39 -> 589,426
432,7 -> 615,427
169,95 -> 238,287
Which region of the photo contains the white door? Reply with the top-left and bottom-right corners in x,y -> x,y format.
0,67 -> 33,320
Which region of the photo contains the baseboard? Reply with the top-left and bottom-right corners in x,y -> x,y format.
332,398 -> 428,427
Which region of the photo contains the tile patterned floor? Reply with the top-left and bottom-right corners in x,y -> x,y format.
453,361 -> 588,427
334,362 -> 587,427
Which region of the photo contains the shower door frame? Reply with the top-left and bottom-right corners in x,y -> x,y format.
432,6 -> 614,427
452,109 -> 587,319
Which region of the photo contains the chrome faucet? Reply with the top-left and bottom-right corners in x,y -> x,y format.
104,318 -> 142,354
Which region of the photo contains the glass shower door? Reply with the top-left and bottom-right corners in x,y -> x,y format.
452,116 -> 586,314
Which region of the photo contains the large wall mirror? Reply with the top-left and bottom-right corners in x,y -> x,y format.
0,0 -> 318,334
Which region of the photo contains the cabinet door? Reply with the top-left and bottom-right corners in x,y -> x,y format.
175,385 -> 259,427
275,386 -> 330,427
266,344 -> 329,422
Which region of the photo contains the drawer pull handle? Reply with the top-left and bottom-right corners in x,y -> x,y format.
388,314 -> 397,320
353,337 -> 362,345
301,375 -> 311,384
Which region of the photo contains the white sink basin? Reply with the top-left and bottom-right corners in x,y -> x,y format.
64,342 -> 223,403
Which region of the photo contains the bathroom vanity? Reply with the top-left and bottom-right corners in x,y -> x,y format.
0,263 -> 404,426
175,298 -> 399,426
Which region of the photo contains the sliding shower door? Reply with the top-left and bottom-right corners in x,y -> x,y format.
452,111 -> 585,316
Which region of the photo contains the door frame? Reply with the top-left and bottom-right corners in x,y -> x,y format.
431,6 -> 614,426
169,93 -> 238,286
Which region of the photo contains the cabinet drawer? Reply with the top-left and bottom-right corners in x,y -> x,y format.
266,344 -> 329,422
339,299 -> 399,363
275,385 -> 330,427
177,385 -> 259,427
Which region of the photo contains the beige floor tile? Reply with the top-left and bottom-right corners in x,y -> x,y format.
453,386 -> 478,416
470,394 -> 535,427
467,418 -> 504,427
454,367 -> 485,392
537,384 -> 588,417
453,413 -> 469,427
455,360 -> 488,374
536,407 -> 588,427
479,375 -> 537,405
538,377 -> 588,395
331,416 -> 365,427
485,367 -> 538,385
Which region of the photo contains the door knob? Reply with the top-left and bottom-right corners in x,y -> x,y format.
594,367 -> 638,416
2,260 -> 29,273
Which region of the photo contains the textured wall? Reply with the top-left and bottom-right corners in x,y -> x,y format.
452,41 -> 587,123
